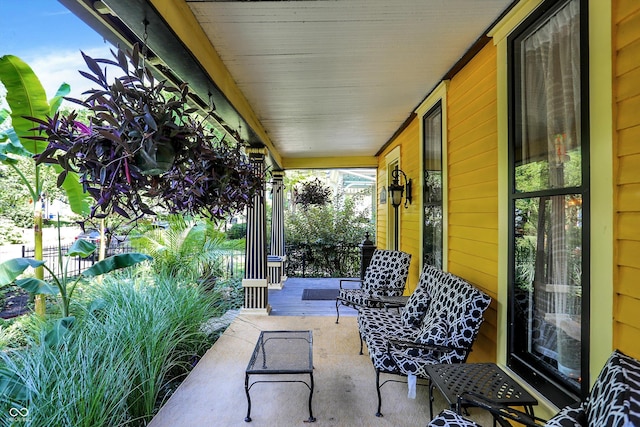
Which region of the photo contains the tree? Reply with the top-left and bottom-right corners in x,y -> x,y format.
0,55 -> 90,316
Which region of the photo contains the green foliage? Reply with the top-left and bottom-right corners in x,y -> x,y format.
0,150 -> 81,229
132,215 -> 242,284
0,218 -> 22,244
285,195 -> 374,246
0,271 -> 222,426
0,239 -> 151,318
225,222 -> 246,240
0,55 -> 90,217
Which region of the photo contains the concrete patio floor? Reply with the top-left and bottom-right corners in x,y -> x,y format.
148,313 -> 495,426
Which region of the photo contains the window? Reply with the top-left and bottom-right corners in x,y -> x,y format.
507,0 -> 590,406
423,103 -> 443,268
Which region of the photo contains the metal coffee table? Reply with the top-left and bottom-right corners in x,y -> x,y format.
244,330 -> 315,423
425,363 -> 538,422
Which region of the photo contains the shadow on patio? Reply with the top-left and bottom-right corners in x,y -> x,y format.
148,278 -> 494,426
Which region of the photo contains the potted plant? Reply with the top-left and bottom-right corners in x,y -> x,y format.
30,44 -> 263,221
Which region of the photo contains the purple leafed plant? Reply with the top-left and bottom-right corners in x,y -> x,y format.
31,44 -> 263,221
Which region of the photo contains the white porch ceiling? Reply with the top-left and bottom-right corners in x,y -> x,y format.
185,0 -> 514,161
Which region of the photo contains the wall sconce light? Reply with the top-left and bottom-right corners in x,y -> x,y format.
388,165 -> 412,209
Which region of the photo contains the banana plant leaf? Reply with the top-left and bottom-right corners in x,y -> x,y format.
0,258 -> 44,285
82,253 -> 152,277
0,55 -> 90,216
0,365 -> 27,402
49,83 -> 71,116
44,316 -> 75,347
67,238 -> 97,258
15,278 -> 59,295
0,55 -> 50,155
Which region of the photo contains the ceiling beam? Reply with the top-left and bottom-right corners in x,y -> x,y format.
282,156 -> 377,170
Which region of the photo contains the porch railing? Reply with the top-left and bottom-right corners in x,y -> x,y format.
11,242 -> 357,282
284,242 -> 360,278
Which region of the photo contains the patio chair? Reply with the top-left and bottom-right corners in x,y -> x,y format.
427,349 -> 640,427
358,267 -> 492,416
335,249 -> 411,323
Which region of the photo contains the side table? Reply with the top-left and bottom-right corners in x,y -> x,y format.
424,363 -> 538,422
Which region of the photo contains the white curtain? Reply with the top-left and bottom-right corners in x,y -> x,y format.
520,0 -> 581,175
520,0 -> 582,376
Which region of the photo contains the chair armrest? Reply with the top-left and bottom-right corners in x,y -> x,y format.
368,295 -> 410,309
457,392 -> 546,427
387,338 -> 467,355
339,278 -> 363,290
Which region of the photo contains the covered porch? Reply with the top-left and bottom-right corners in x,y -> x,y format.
148,278 -> 494,426
45,0 -> 639,423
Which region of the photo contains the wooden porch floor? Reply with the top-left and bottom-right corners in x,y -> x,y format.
267,276 -> 356,318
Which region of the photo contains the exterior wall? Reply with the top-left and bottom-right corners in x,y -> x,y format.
375,44 -> 498,363
447,42 -> 499,363
614,0 -> 640,358
376,117 -> 421,293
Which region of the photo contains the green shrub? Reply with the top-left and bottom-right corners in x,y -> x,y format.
0,218 -> 23,245
285,196 -> 374,246
225,222 -> 246,240
0,269 -> 224,426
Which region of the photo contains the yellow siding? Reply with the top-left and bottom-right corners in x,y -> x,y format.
376,117 -> 421,293
447,42 -> 498,363
614,0 -> 640,358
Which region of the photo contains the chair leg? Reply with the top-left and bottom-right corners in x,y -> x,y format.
375,369 -> 383,417
335,298 -> 341,324
359,330 -> 364,355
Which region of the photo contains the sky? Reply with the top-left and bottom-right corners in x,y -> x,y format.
0,0 -> 115,103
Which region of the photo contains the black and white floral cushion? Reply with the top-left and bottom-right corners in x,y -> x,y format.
427,409 -> 481,427
416,312 -> 449,346
585,350 -> 630,427
617,349 -> 640,427
358,268 -> 491,377
338,250 -> 411,308
545,404 -> 587,427
400,265 -> 444,327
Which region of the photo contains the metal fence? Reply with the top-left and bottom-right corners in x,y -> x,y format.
15,243 -> 246,282
219,250 -> 245,280
20,241 -> 135,280
7,242 -> 355,281
284,242 -> 360,278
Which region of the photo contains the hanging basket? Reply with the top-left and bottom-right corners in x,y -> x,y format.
135,139 -> 176,176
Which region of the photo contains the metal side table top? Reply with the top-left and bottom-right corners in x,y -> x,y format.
425,363 -> 538,421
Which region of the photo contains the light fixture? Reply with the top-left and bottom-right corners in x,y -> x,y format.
388,165 -> 412,209
388,165 -> 411,251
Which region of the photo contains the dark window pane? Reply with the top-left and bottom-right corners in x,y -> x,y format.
424,104 -> 443,268
513,195 -> 582,391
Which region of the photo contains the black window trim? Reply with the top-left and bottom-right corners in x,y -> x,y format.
506,0 -> 591,407
422,100 -> 444,269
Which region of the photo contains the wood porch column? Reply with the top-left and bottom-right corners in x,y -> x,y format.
268,170 -> 287,289
242,147 -> 271,315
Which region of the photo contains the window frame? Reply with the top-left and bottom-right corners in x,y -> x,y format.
506,0 -> 591,406
422,101 -> 444,269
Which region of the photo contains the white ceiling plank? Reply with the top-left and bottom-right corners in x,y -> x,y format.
186,0 -> 513,159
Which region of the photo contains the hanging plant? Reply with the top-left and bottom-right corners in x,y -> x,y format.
29,44 -> 263,221
295,177 -> 332,209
